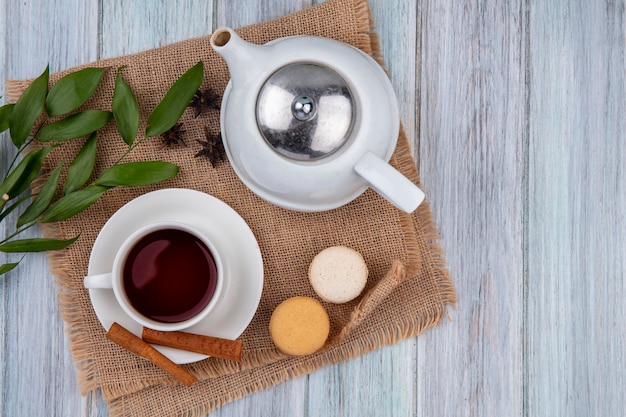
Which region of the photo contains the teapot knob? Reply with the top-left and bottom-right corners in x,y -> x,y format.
292,96 -> 317,121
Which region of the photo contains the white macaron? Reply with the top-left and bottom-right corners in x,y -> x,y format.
308,246 -> 368,304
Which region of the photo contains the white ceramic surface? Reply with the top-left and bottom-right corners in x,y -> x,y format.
212,28 -> 424,213
87,188 -> 264,364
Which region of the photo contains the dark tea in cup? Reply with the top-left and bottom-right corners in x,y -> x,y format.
122,228 -> 218,323
84,221 -> 224,332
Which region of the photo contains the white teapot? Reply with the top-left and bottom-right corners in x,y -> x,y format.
210,28 -> 425,213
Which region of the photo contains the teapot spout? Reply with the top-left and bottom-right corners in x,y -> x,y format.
211,27 -> 267,87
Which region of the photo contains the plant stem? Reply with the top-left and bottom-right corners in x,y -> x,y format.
0,193 -> 33,222
3,115 -> 48,178
4,139 -> 31,179
0,222 -> 34,245
114,135 -> 148,165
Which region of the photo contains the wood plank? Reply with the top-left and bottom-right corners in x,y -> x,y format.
210,3 -> 312,416
0,13 -> 8,404
0,1 -> 100,416
527,2 -> 626,416
96,1 -> 314,415
210,377 -> 307,417
369,0 -> 420,156
308,339 -> 416,417
99,0 -> 214,59
216,0 -> 311,29
417,1 -> 526,416
95,1 -> 215,415
306,1 -> 419,416
213,1 -> 418,415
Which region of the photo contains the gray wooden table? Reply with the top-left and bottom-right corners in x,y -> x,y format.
1,0 -> 624,416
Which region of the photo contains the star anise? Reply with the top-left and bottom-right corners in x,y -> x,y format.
188,88 -> 221,118
195,126 -> 226,167
160,123 -> 186,147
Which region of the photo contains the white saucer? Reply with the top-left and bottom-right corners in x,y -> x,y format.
87,188 -> 264,364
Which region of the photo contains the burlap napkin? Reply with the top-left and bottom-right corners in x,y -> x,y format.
6,0 -> 456,415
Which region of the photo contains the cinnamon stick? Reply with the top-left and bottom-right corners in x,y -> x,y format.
106,322 -> 197,387
142,327 -> 243,362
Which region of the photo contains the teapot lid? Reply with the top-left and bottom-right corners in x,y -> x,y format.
256,63 -> 355,161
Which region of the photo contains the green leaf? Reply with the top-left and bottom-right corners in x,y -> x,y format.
112,70 -> 140,146
0,194 -> 32,223
94,161 -> 179,187
9,66 -> 49,147
7,147 -> 55,198
64,132 -> 97,194
45,67 -> 107,117
17,161 -> 64,227
0,259 -> 23,275
0,146 -> 55,200
39,185 -> 108,223
36,110 -> 111,142
0,235 -> 79,252
145,61 -> 203,137
0,103 -> 15,133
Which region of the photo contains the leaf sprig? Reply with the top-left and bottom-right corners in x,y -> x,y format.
0,61 -> 205,275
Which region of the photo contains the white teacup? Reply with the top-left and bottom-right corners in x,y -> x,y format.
84,221 -> 223,332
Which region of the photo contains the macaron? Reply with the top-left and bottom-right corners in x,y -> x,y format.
269,296 -> 330,356
308,246 -> 368,304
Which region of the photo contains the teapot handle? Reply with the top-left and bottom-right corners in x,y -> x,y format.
354,152 -> 425,213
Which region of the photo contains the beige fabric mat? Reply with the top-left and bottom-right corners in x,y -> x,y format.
6,0 -> 456,415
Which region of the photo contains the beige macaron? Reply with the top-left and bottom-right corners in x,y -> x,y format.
308,246 -> 368,304
269,296 -> 330,356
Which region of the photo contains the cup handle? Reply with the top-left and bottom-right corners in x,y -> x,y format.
84,272 -> 114,289
354,151 -> 425,213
